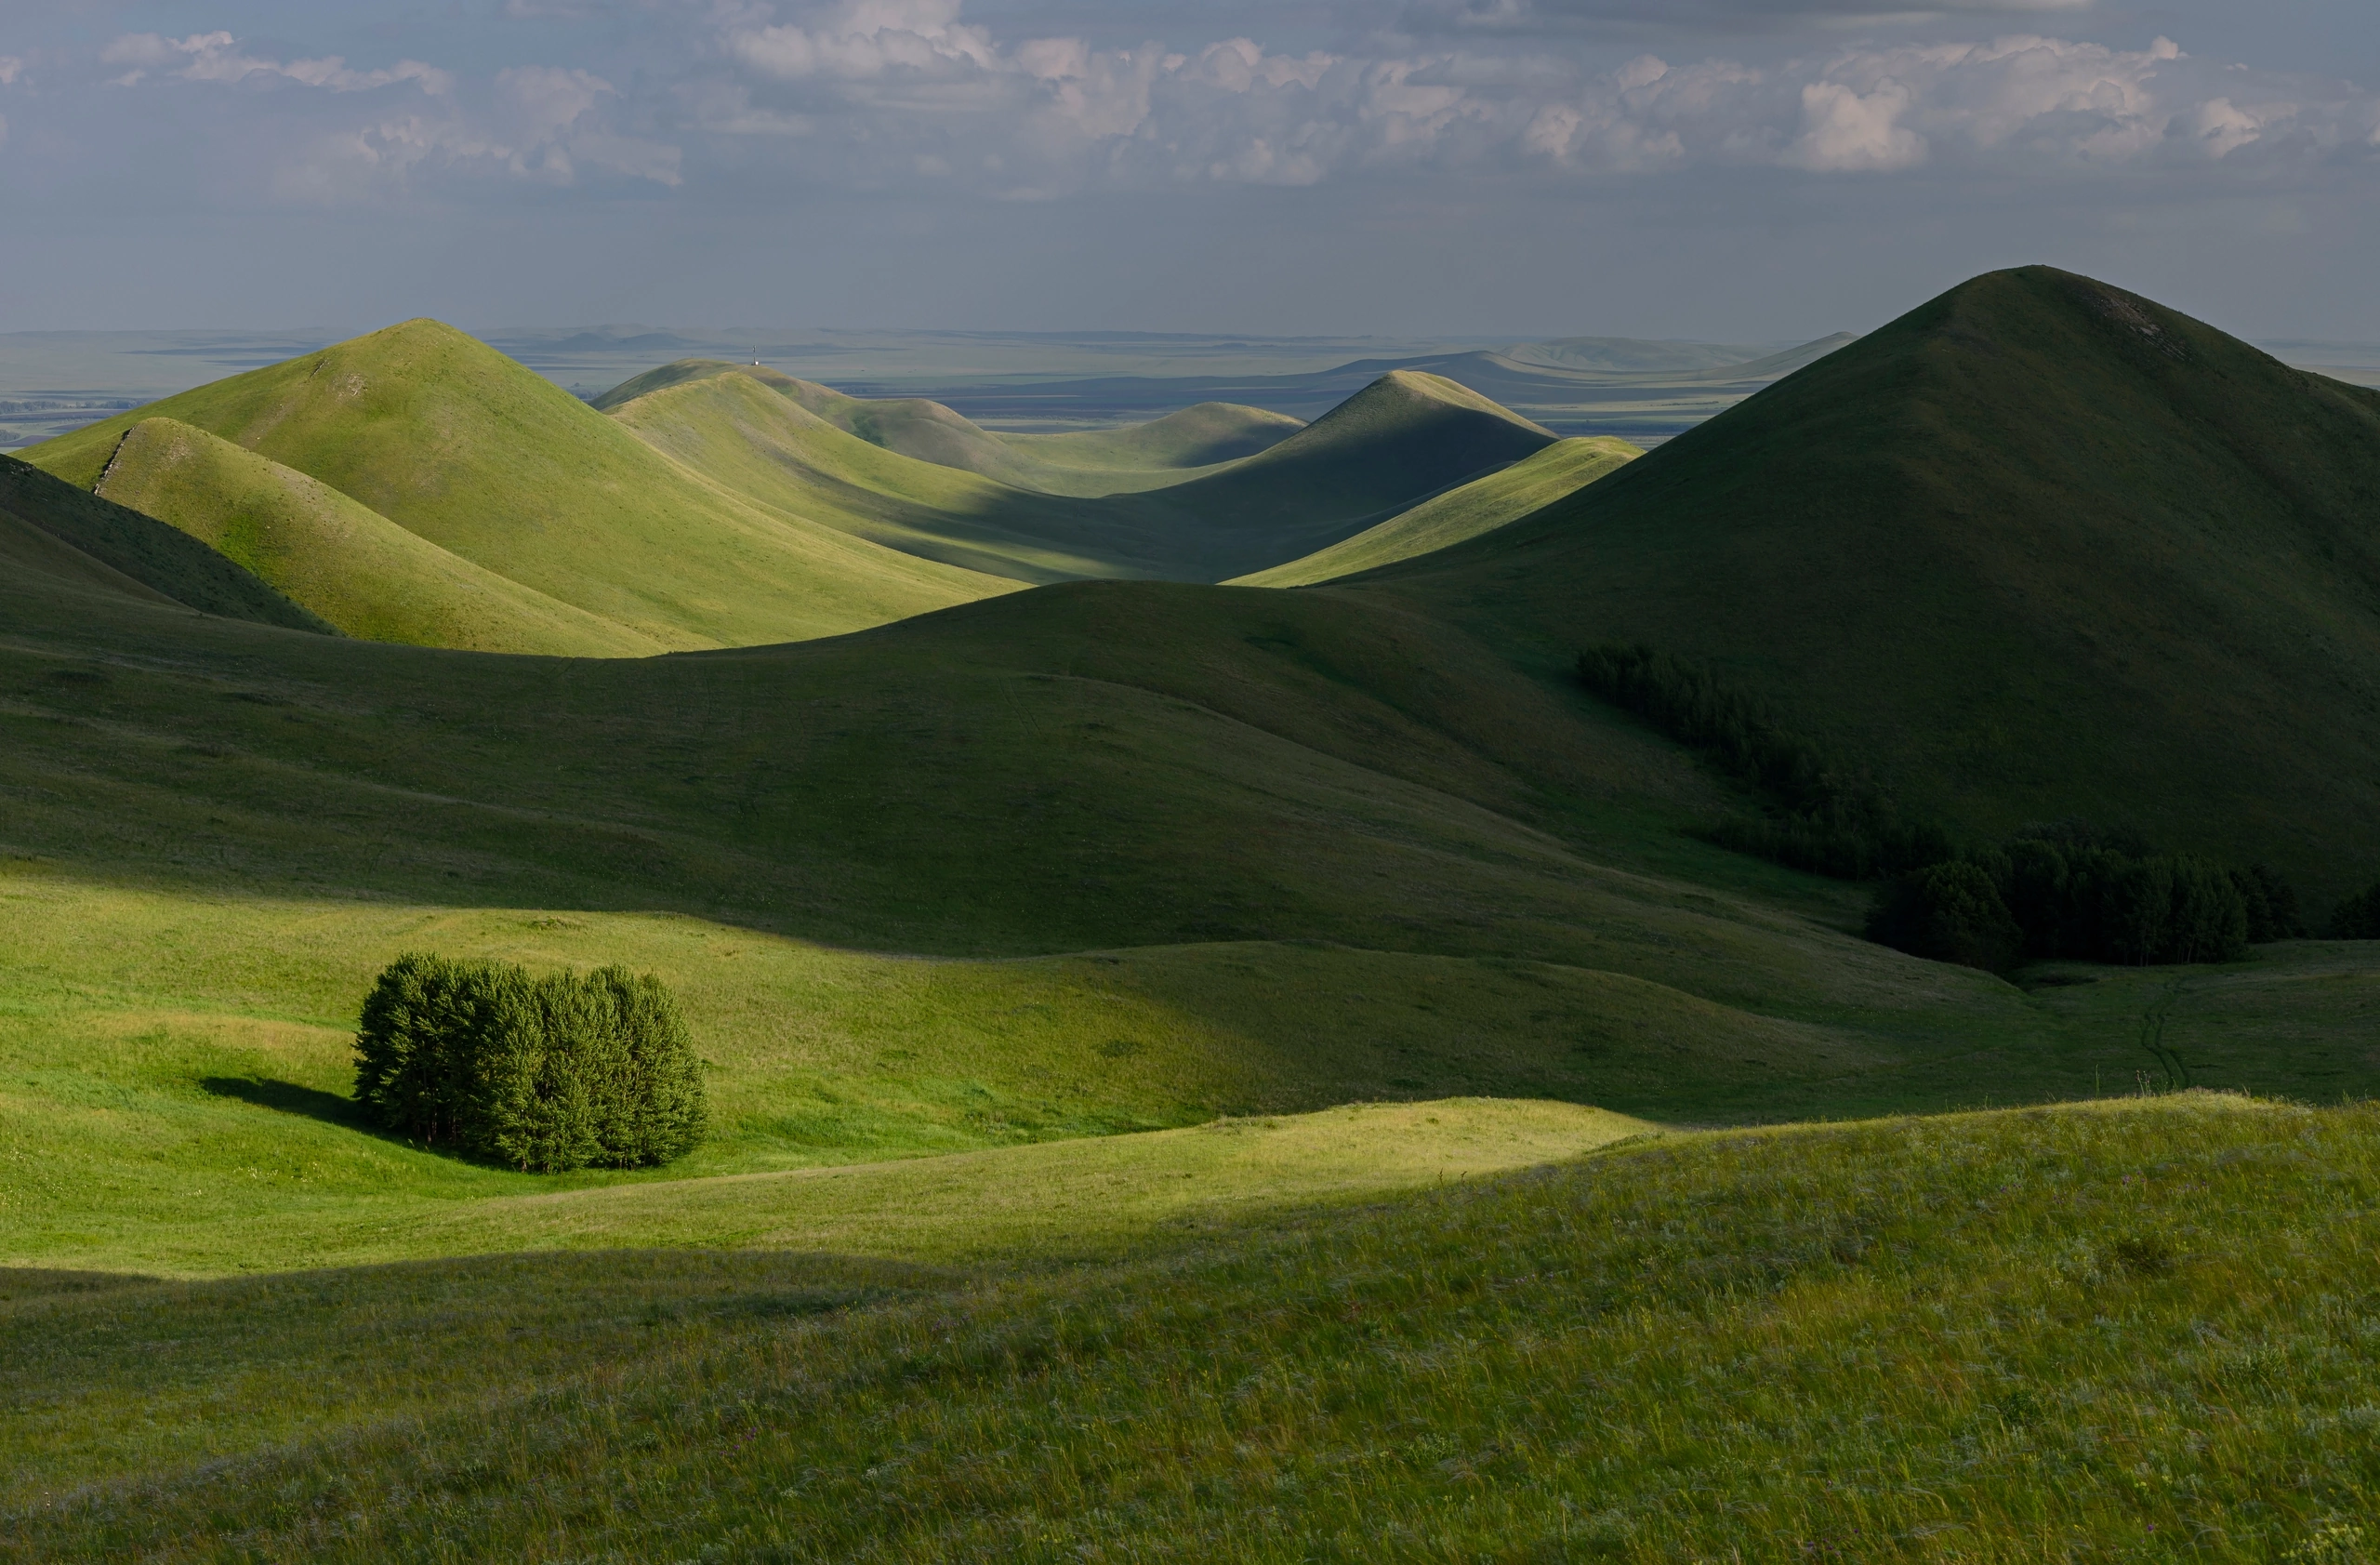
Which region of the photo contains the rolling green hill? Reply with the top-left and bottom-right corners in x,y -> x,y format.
593,358 -> 1302,497
610,365 -> 1566,584
1231,435 -> 1641,587
1361,266 -> 2380,904
22,320 -> 1015,650
89,418 -> 661,656
606,372 -> 1142,582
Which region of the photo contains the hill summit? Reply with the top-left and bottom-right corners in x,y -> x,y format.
1365,264 -> 2380,901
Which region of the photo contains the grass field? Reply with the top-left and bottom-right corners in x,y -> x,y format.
7,1094 -> 2376,1561
10,267 -> 2380,1558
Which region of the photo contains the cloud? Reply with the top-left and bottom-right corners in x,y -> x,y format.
275,65 -> 681,199
55,4 -> 2380,212
100,33 -> 451,93
694,6 -> 2380,196
0,57 -> 22,87
730,0 -> 1001,80
1788,78 -> 1924,169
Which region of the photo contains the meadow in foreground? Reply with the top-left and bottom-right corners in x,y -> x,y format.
6,1094 -> 2373,1562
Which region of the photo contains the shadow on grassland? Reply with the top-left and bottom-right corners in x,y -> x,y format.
199,1075 -> 371,1131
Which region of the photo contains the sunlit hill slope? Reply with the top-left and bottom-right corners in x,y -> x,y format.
23,320 -> 1016,650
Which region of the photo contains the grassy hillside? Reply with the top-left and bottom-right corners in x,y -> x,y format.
9,1095 -> 2376,1561
23,321 -> 1013,649
90,418 -> 660,656
1232,435 -> 1640,587
0,453 -> 332,632
594,359 -> 1301,497
1363,266 -> 2380,905
11,536 -> 2380,1293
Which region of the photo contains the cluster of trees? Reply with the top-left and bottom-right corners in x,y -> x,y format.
2333,882 -> 2380,939
354,953 -> 707,1171
1576,643 -> 1948,879
1866,822 -> 2304,973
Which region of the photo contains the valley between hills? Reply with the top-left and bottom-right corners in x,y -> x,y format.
7,265 -> 2380,1560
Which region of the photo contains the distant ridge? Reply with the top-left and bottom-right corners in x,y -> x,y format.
595,358 -> 1301,497
1362,265 -> 2380,900
607,364 -> 1562,584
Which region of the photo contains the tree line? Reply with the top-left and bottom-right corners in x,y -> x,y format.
1577,643 -> 2333,971
1865,824 -> 2303,973
1575,643 -> 1948,879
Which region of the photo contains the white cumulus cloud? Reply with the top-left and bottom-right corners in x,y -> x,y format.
1789,78 -> 1925,170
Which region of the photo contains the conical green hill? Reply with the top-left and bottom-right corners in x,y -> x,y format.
1361,266 -> 2380,898
23,321 -> 1015,650
90,418 -> 662,657
1230,435 -> 1640,587
1144,370 -> 1557,560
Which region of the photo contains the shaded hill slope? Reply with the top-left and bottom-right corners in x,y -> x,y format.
0,453 -> 331,633
594,359 -> 1301,497
90,419 -> 660,657
1359,266 -> 2380,902
1232,435 -> 1640,587
23,322 -> 1013,650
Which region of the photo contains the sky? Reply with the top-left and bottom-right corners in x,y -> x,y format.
0,0 -> 2374,341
